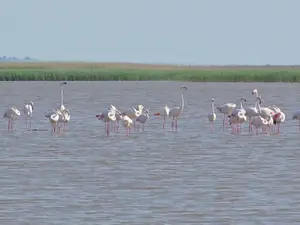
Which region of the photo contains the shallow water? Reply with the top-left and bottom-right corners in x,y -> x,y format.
1,81 -> 300,224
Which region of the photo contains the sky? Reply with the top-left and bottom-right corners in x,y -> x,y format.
1,0 -> 299,65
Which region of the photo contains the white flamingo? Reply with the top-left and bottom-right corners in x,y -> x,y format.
265,114 -> 274,134
272,110 -> 285,133
207,98 -> 216,131
96,108 -> 116,136
24,101 -> 34,129
58,81 -> 67,111
124,105 -> 143,128
3,106 -> 21,132
109,105 -> 121,131
229,111 -> 247,134
250,115 -> 268,135
154,105 -> 170,131
136,109 -> 150,132
120,112 -> 133,136
231,97 -> 247,116
169,85 -> 188,132
256,96 -> 275,119
216,102 -> 236,128
61,109 -> 71,129
45,111 -> 60,133
245,90 -> 260,132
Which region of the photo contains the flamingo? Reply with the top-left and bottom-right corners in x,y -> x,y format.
245,90 -> 260,132
272,111 -> 285,134
229,111 -> 247,134
124,105 -> 143,128
216,102 -> 236,129
256,96 -> 275,119
154,105 -> 170,131
136,109 -> 150,132
45,111 -> 60,133
231,97 -> 247,116
61,109 -> 71,129
250,115 -> 268,135
58,81 -> 67,111
3,106 -> 21,132
109,105 -> 122,131
24,101 -> 34,129
169,85 -> 188,132
96,108 -> 116,136
207,98 -> 216,131
265,114 -> 274,134
121,112 -> 133,136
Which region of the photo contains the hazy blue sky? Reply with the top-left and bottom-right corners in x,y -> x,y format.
1,0 -> 299,65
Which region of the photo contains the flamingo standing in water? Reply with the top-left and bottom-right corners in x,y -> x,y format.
154,105 -> 170,131
207,98 -> 216,131
124,105 -> 143,128
216,102 -> 236,129
250,115 -> 268,135
120,112 -> 133,136
136,109 -> 150,132
169,85 -> 188,132
45,110 -> 60,133
57,81 -> 70,129
245,90 -> 260,132
229,97 -> 247,132
272,109 -> 285,134
256,96 -> 275,119
96,108 -> 116,136
24,101 -> 34,129
58,81 -> 67,111
229,111 -> 247,134
108,105 -> 121,131
4,106 -> 21,132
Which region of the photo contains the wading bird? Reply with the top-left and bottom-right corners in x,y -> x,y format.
169,85 -> 188,132
207,98 -> 216,131
154,105 -> 170,131
136,109 -> 150,132
24,101 -> 34,129
4,106 -> 21,132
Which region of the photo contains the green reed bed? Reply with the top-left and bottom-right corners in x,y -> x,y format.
1,68 -> 300,82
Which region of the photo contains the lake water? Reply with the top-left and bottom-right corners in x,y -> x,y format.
1,81 -> 300,224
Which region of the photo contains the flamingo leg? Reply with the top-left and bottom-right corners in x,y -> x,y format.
248,119 -> 251,133
10,120 -> 13,132
142,124 -> 145,132
222,114 -> 225,130
30,117 -> 32,129
163,117 -> 165,131
25,117 -> 28,128
107,122 -> 110,136
210,122 -> 213,132
175,118 -> 178,132
8,119 -> 11,132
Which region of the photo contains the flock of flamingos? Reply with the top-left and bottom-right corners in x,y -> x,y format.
3,82 -> 300,136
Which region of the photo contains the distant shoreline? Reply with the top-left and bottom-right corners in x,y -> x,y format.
0,61 -> 300,70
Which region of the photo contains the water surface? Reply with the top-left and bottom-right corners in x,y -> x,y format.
1,81 -> 300,224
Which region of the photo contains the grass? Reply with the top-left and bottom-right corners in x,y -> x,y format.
1,61 -> 300,82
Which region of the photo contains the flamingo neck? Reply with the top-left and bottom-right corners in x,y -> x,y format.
179,90 -> 184,113
211,102 -> 215,114
240,100 -> 244,109
60,86 -> 64,106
